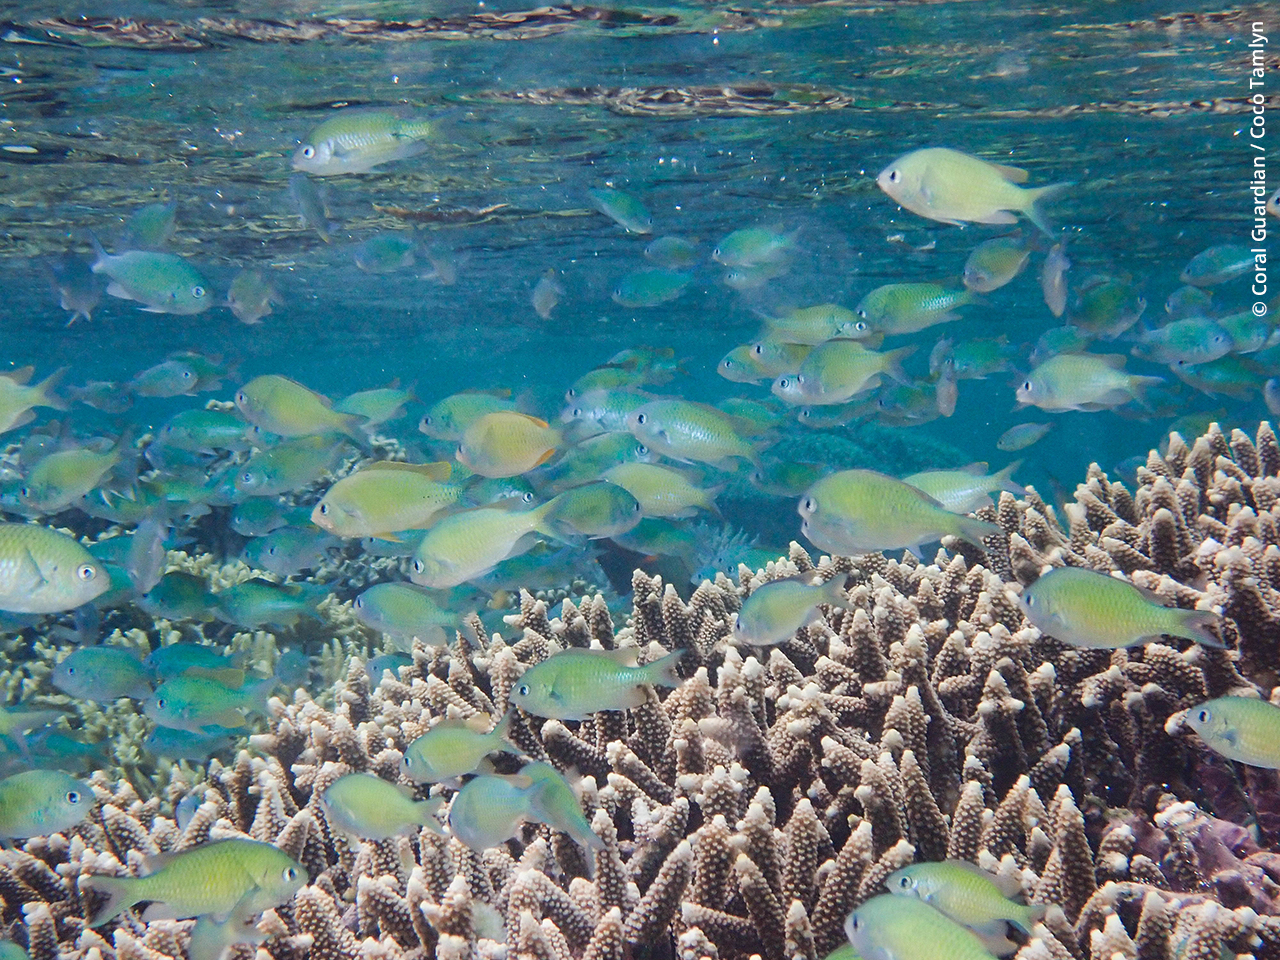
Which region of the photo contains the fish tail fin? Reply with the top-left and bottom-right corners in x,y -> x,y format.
87,231 -> 108,271
702,483 -> 726,518
415,796 -> 446,834
819,574 -> 848,606
241,675 -> 278,715
1128,374 -> 1165,410
35,367 -> 70,411
993,459 -> 1027,497
1172,609 -> 1226,648
1024,182 -> 1075,236
954,515 -> 1002,550
490,708 -> 518,751
80,874 -> 135,927
884,345 -> 917,385
641,649 -> 685,689
1010,902 -> 1048,937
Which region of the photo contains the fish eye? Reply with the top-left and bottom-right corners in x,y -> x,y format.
421,415 -> 432,426
1024,594 -> 1036,607
849,916 -> 861,932
19,487 -> 29,498
301,146 -> 316,159
566,388 -> 577,399
192,286 -> 206,299
855,321 -> 868,333
235,391 -> 247,405
522,492 -> 534,503
779,378 -> 791,389
802,496 -> 817,512
1197,709 -> 1210,723
319,503 -> 329,515
156,698 -> 167,709
637,445 -> 648,455
354,596 -> 364,608
267,546 -> 278,556
896,875 -> 911,889
242,472 -> 254,484
283,866 -> 298,881
412,559 -> 424,573
888,170 -> 901,183
572,407 -> 583,417
636,413 -> 647,425
752,344 -> 764,356
65,790 -> 81,804
517,683 -> 530,696
856,308 -> 868,319
1022,381 -> 1032,391
77,564 -> 96,582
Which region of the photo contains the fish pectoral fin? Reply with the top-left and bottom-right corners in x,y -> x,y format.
16,549 -> 47,592
976,211 -> 1019,225
989,161 -> 1030,183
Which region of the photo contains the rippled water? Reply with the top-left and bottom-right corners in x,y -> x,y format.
0,2 -> 1275,509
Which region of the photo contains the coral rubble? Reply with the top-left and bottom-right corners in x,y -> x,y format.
7,423 -> 1280,960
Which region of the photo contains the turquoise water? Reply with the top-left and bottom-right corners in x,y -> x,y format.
0,2 -> 1274,557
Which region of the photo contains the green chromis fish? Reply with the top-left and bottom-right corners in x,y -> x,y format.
229,499 -> 310,537
718,341 -> 811,384
447,772 -> 538,852
845,894 -> 1001,960
51,647 -> 151,702
354,232 -> 416,274
156,409 -> 251,454
773,341 -> 913,407
1131,317 -> 1233,365
82,838 -> 307,926
1180,244 -> 1256,286
902,461 -> 1024,514
519,761 -> 603,851
0,367 -> 65,435
559,388 -> 652,435
89,235 -> 209,314
48,253 -> 103,325
1040,242 -> 1070,318
333,384 -> 415,428
312,461 -> 458,539
886,861 -> 1044,941
876,147 -> 1071,235
1184,696 -> 1280,768
732,575 -> 846,646
854,283 -> 974,335
138,572 -> 217,622
0,770 -> 92,841
712,227 -> 796,268
292,108 -> 434,176
532,268 -> 564,320
235,375 -> 365,441
234,435 -> 349,499
625,400 -> 759,468
241,526 -> 337,578
545,480 -> 643,539
928,337 -> 1016,381
353,582 -> 454,648
1016,353 -> 1162,412
22,445 -> 123,514
1216,309 -> 1277,355
963,235 -> 1031,293
601,462 -> 721,519
457,411 -> 561,478
1172,354 -> 1263,400
409,501 -> 559,589
1070,277 -> 1146,339
287,173 -> 336,241
227,268 -> 279,325
588,187 -> 653,234
320,773 -> 444,839
401,711 -> 518,783
1017,566 -> 1223,649
129,359 -> 199,398
541,431 -> 654,490
764,303 -> 868,345
144,643 -> 246,684
644,235 -> 699,269
212,578 -> 327,630
419,390 -> 515,442
799,469 -> 999,558
143,674 -> 275,734
509,647 -> 684,720
612,268 -> 691,308
0,523 -> 107,613
124,201 -> 177,248
750,460 -> 827,498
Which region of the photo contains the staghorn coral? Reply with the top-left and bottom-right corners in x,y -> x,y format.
9,423 -> 1280,960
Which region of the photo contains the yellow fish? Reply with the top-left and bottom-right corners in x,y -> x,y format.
235,374 -> 365,440
0,367 -> 66,435
312,461 -> 458,539
877,147 -> 1070,234
456,411 -> 560,478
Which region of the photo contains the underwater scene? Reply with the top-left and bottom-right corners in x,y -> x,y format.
0,2 -> 1279,960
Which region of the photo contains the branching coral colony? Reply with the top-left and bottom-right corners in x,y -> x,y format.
9,421 -> 1280,960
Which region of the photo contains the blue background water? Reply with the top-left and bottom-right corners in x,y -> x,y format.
0,1 -> 1274,532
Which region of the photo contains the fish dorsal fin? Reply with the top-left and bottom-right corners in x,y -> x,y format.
462,713 -> 492,734
513,412 -> 550,429
8,366 -> 34,386
589,647 -> 640,667
363,460 -> 452,481
394,782 -> 418,801
183,666 -> 246,688
960,462 -> 990,476
138,849 -> 184,876
989,161 -> 1029,184
1098,354 -> 1129,369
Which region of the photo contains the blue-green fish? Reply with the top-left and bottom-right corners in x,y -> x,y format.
353,582 -> 454,648
520,761 -> 603,850
354,232 -> 416,273
242,526 -> 338,578
145,644 -> 245,683
903,462 -> 1024,514
156,409 -> 252,455
545,480 -> 643,539
1180,244 -> 1256,286
733,575 -> 846,646
292,109 -> 434,176
320,773 -> 444,839
288,173 -> 336,240
142,726 -> 235,761
138,573 -> 217,622
213,578 -> 327,630
963,235 -> 1030,293
855,283 -> 974,335
712,227 -> 795,268
51,647 -> 151,702
886,861 -> 1043,941
845,893 -> 1001,960
510,648 -> 684,720
82,838 -> 306,926
0,770 -> 92,841
1184,696 -> 1280,768
644,235 -> 699,268
995,422 -> 1051,452
143,674 -> 274,734
401,711 -> 517,783
89,235 -> 209,315
447,773 -> 538,852
612,268 -> 690,308
1017,566 -> 1222,649
588,187 -> 652,234
124,201 -> 177,249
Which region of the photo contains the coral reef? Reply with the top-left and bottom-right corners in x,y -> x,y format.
6,422 -> 1280,960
